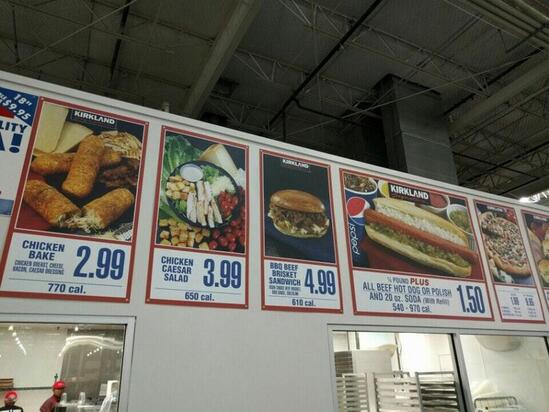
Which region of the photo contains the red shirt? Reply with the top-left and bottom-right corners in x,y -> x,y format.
39,395 -> 59,412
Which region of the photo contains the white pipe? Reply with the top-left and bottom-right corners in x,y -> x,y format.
470,0 -> 549,45
450,57 -> 549,134
486,0 -> 549,37
509,0 -> 549,24
464,0 -> 549,48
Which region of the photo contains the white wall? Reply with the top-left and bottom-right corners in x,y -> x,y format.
0,326 -> 64,387
399,333 -> 454,374
0,71 -> 549,412
460,335 -> 549,412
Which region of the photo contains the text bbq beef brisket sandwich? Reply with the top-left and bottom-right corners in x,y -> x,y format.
364,198 -> 476,277
268,190 -> 330,238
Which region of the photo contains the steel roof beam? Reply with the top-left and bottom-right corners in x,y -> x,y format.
0,60 -> 145,101
7,0 -> 139,70
0,29 -> 190,91
294,0 -> 481,76
7,0 -> 173,53
268,0 -> 385,129
182,0 -> 262,117
108,0 -> 132,88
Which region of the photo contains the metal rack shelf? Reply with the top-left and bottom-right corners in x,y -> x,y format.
336,373 -> 369,412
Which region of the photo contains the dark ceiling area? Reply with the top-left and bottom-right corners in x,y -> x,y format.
1,0 -> 548,202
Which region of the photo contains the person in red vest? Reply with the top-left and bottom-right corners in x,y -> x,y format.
39,381 -> 65,412
0,391 -> 23,411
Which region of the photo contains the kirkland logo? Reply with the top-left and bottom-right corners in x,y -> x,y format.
281,158 -> 310,171
70,110 -> 117,127
389,183 -> 430,204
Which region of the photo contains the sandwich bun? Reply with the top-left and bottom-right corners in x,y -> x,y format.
270,190 -> 325,213
272,220 -> 329,238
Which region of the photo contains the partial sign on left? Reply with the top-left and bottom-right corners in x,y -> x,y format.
0,97 -> 148,302
0,87 -> 38,248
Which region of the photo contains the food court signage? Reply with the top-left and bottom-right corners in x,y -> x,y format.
0,79 -> 548,326
0,96 -> 148,302
340,170 -> 493,320
146,127 -> 249,308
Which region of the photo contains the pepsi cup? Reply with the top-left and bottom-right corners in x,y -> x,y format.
344,178 -> 378,267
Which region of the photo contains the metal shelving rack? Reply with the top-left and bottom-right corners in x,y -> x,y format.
336,373 -> 370,412
374,371 -> 421,412
416,372 -> 462,412
373,371 -> 464,412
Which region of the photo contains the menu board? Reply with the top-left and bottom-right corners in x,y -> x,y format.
147,127 -> 248,308
474,201 -> 544,323
260,151 -> 342,312
341,169 -> 493,320
0,97 -> 148,302
522,210 -> 549,306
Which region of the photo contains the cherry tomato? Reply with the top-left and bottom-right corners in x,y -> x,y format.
212,229 -> 221,239
239,235 -> 245,245
234,229 -> 242,237
228,242 -> 237,252
208,240 -> 218,250
226,233 -> 236,243
218,236 -> 228,248
230,219 -> 239,227
224,226 -> 232,234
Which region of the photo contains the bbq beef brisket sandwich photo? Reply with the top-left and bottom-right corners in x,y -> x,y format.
364,198 -> 476,277
268,190 -> 330,238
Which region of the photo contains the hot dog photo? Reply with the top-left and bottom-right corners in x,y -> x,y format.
262,152 -> 336,264
15,100 -> 146,241
475,202 -> 533,285
342,171 -> 483,280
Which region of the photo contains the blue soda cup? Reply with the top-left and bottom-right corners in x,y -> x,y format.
343,176 -> 378,267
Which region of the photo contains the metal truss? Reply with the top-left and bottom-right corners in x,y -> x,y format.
0,27 -> 190,93
233,49 -> 376,108
277,0 -> 490,96
205,92 -> 344,137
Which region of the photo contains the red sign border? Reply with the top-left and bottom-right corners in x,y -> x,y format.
520,208 -> 549,317
521,207 -> 549,294
260,149 -> 344,314
0,96 -> 149,303
473,199 -> 546,324
145,126 -> 250,310
339,168 -> 495,321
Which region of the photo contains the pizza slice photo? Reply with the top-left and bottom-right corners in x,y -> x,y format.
478,207 -> 532,284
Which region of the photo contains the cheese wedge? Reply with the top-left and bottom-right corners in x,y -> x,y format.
34,103 -> 69,153
199,144 -> 238,178
54,122 -> 93,153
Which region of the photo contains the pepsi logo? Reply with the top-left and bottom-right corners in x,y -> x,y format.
346,196 -> 370,224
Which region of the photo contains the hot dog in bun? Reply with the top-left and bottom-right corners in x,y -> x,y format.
365,198 -> 475,277
268,190 -> 330,238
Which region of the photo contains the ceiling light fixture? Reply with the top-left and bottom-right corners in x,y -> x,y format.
519,189 -> 549,204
